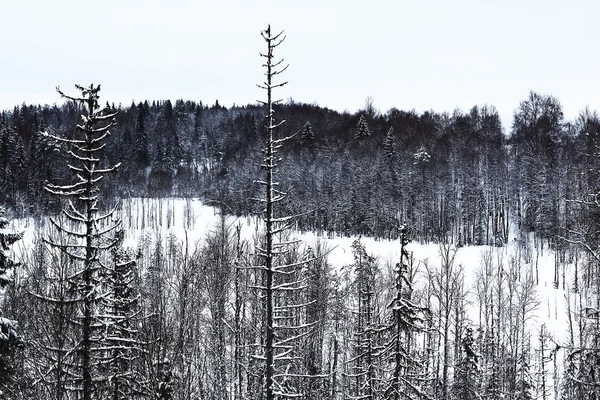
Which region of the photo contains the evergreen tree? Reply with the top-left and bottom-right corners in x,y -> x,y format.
0,119 -> 22,205
383,127 -> 397,160
453,326 -> 480,400
355,114 -> 371,140
0,206 -> 23,396
161,100 -> 181,170
42,84 -> 122,400
536,324 -> 551,400
0,207 -> 22,287
99,228 -> 147,399
515,339 -> 534,400
385,224 -> 431,400
348,238 -> 381,400
300,121 -> 317,149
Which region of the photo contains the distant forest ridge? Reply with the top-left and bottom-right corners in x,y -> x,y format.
1,91 -> 598,244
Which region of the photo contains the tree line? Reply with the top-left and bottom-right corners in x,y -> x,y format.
1,83 -> 596,248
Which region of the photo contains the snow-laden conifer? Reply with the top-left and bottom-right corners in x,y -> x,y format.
0,206 -> 23,396
251,25 -> 321,400
347,238 -> 382,400
0,207 -> 22,288
40,84 -> 123,400
452,326 -> 481,400
384,225 -> 431,400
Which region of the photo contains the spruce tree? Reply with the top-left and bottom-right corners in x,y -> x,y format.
348,239 -> 382,400
300,121 -> 317,149
253,24 -> 317,399
99,228 -> 147,399
0,206 -> 23,396
0,207 -> 22,287
383,127 -> 397,160
515,338 -> 534,400
452,326 -> 480,400
134,102 -> 150,170
42,84 -> 122,400
385,224 -> 431,400
355,114 -> 371,140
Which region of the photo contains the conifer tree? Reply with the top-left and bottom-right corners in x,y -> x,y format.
515,338 -> 534,400
385,224 -> 430,400
348,238 -> 379,400
134,102 -> 150,170
0,207 -> 22,287
100,228 -> 147,399
536,324 -> 551,400
355,115 -> 371,140
383,127 -> 397,160
0,206 -> 23,396
42,84 -> 122,400
253,25 -> 317,399
300,121 -> 317,149
452,326 -> 480,400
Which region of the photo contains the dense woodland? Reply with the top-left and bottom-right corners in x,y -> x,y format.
1,84 -> 595,247
1,26 -> 600,400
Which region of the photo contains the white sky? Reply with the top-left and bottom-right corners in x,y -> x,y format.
2,0 -> 600,129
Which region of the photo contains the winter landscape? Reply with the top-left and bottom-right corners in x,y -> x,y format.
2,2 -> 600,400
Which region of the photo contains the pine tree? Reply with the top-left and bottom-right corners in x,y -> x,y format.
385,224 -> 431,400
300,121 -> 317,149
355,115 -> 371,140
42,84 -> 122,400
383,127 -> 397,160
99,228 -> 147,399
0,207 -> 22,287
253,25 -> 317,400
452,326 -> 480,400
0,206 -> 23,396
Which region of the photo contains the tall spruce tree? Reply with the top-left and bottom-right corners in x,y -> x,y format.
0,206 -> 23,396
134,102 -> 150,170
452,326 -> 480,400
253,25 -> 316,399
42,84 -> 122,400
385,224 -> 430,400
0,207 -> 22,287
99,228 -> 147,399
355,115 -> 371,140
348,239 -> 380,400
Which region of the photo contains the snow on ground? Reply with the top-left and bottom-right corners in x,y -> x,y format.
7,198 -> 571,366
114,198 -> 571,344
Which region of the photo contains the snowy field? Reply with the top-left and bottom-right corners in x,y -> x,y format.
9,198 -> 571,338
7,197 -> 573,385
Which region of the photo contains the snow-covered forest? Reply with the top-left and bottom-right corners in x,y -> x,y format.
1,26 -> 600,400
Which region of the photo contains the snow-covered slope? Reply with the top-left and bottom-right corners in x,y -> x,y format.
112,198 -> 570,344
7,197 -> 573,392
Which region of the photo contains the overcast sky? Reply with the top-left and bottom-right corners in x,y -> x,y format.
2,0 -> 599,129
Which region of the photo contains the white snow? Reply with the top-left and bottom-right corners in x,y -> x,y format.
7,197 -> 576,392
